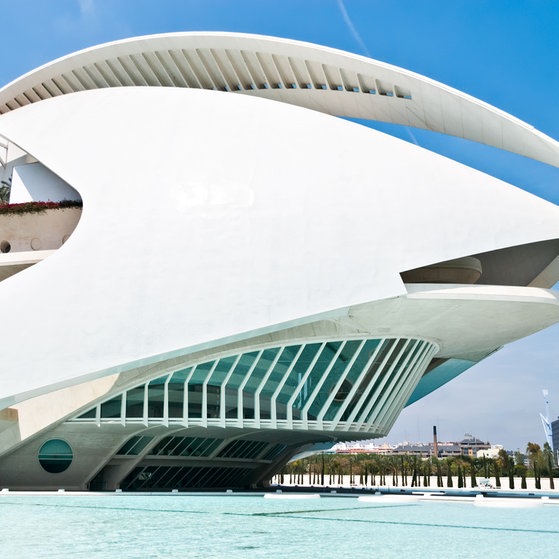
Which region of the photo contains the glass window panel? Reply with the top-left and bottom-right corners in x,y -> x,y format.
323,339 -> 380,421
116,436 -> 142,455
208,356 -> 237,387
242,349 -> 279,420
224,386 -> 238,419
353,339 -> 406,422
147,376 -> 167,418
307,340 -> 361,420
243,349 -> 279,393
225,352 -> 259,389
259,345 -> 300,399
218,440 -> 268,459
149,436 -> 169,455
199,437 -> 222,457
170,369 -> 192,383
125,386 -> 145,418
188,362 -> 214,418
262,444 -> 287,461
218,440 -> 239,458
225,353 -> 258,418
117,435 -> 154,456
188,438 -> 211,457
152,437 -> 184,456
77,407 -> 96,419
207,384 -> 220,418
120,466 -> 141,490
100,395 -> 122,419
271,347 -> 303,420
136,465 -> 158,489
217,440 -> 237,458
131,435 -> 154,455
342,340 -> 393,420
175,437 -> 196,456
276,400 -> 287,420
294,342 -> 340,415
365,340 -> 423,424
243,392 -> 255,420
347,339 -> 394,422
164,467 -> 189,489
157,467 -> 182,488
150,436 -> 174,456
168,368 -> 190,419
276,343 -> 321,406
188,385 -> 203,418
189,361 -> 214,385
260,395 -> 271,419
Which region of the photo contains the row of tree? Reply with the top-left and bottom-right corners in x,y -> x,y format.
278,442 -> 556,490
0,182 -> 9,204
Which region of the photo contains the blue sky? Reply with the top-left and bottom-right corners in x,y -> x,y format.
2,0 -> 559,451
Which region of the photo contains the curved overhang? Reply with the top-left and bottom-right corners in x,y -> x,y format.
1,32 -> 558,167
0,86 -> 559,409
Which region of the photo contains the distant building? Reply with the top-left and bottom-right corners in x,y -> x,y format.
460,434 -> 491,456
393,443 -> 431,457
552,419 -> 559,461
476,445 -> 504,459
335,438 -> 488,458
437,443 -> 462,458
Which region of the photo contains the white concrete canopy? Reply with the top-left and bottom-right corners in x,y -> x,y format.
0,33 -> 558,167
0,86 -> 558,409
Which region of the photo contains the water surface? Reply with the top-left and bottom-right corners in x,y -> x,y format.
1,493 -> 558,558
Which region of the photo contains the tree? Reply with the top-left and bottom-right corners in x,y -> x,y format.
505,455 -> 515,490
497,449 -> 510,471
527,442 -> 542,489
469,457 -> 478,488
410,455 -> 418,487
514,450 -> 526,467
543,442 -> 555,490
515,462 -> 528,489
493,459 -> 501,489
434,458 -> 443,488
445,458 -> 453,488
507,465 -> 514,489
0,180 -> 10,204
423,458 -> 430,487
481,455 -> 490,478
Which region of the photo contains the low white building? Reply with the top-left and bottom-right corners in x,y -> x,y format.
477,446 -> 505,460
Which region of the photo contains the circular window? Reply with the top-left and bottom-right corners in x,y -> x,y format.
38,439 -> 73,473
0,240 -> 11,253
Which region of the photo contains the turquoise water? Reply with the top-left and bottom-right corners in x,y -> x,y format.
1,493 -> 559,558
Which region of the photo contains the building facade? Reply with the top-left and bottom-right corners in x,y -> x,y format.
1,33 -> 559,490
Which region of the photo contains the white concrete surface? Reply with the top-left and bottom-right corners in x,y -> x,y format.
0,85 -> 558,409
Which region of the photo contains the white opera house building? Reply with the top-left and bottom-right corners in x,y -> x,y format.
0,33 -> 558,490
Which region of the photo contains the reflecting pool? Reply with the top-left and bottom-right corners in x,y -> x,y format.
1,493 -> 559,558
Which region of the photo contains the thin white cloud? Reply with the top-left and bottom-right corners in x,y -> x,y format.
79,0 -> 95,17
406,127 -> 420,146
337,0 -> 371,57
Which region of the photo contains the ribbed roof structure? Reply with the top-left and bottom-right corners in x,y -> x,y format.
1,32 -> 559,167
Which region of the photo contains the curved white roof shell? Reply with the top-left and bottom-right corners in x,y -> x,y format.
1,32 -> 559,167
1,86 -> 559,410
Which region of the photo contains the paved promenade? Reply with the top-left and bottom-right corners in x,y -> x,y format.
272,474 -> 559,494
